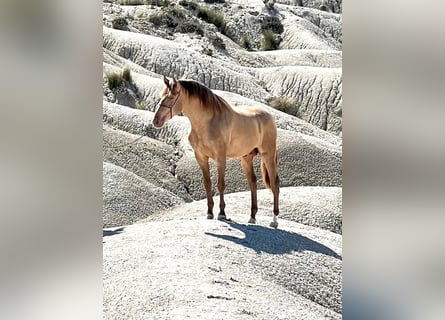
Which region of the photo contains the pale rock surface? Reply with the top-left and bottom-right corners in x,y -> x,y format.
104,215 -> 342,319
103,161 -> 184,227
103,125 -> 192,202
143,186 -> 342,234
256,66 -> 342,134
102,24 -> 342,134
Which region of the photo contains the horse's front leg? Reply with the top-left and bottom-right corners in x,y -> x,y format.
216,157 -> 227,220
195,152 -> 214,219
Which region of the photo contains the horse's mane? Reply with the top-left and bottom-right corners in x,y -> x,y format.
179,80 -> 232,112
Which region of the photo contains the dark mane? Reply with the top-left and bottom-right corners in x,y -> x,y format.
179,80 -> 231,111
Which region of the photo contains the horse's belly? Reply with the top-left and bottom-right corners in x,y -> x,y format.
226,140 -> 258,158
226,124 -> 261,158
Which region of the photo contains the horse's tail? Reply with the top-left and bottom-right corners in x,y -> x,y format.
261,152 -> 278,189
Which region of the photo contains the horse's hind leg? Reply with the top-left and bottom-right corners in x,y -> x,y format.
261,151 -> 280,228
195,152 -> 214,219
241,153 -> 258,224
216,157 -> 227,220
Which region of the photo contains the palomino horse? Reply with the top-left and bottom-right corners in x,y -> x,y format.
153,76 -> 280,228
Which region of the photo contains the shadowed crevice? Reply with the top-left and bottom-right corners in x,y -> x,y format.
103,227 -> 125,237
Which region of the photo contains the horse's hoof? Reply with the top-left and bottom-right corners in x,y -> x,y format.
270,221 -> 278,228
207,213 -> 214,219
248,218 -> 256,224
217,213 -> 230,221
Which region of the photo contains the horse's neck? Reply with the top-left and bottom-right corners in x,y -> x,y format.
183,96 -> 218,130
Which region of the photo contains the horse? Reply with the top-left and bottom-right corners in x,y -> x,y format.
153,76 -> 280,228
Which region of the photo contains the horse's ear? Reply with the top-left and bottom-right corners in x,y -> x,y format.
172,77 -> 179,92
163,75 -> 171,89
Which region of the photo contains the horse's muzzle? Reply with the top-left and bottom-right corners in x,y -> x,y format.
152,116 -> 164,129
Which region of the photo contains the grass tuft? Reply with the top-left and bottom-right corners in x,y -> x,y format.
111,17 -> 129,30
135,101 -> 148,110
261,16 -> 283,34
266,96 -> 297,113
241,35 -> 252,50
107,72 -> 123,90
261,29 -> 280,51
122,67 -> 132,82
197,6 -> 226,33
149,6 -> 203,36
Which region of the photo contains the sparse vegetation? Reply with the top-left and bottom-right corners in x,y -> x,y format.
149,6 -> 204,36
197,6 -> 226,34
112,17 -> 129,31
261,16 -> 283,34
209,34 -> 225,50
135,101 -> 148,110
263,0 -> 275,10
176,21 -> 204,36
115,0 -> 170,6
261,29 -> 280,50
240,35 -> 252,51
107,72 -> 123,90
266,96 -> 297,113
107,67 -> 133,90
122,67 -> 132,82
178,2 -> 232,38
148,13 -> 168,27
167,6 -> 186,19
179,0 -> 198,11
201,46 -> 213,56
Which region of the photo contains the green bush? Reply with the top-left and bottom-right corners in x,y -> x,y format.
266,96 -> 296,113
261,29 -> 279,50
107,72 -> 123,90
241,35 -> 252,50
261,16 -> 283,34
197,7 -> 226,33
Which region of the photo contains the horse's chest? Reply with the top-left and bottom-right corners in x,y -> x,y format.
188,131 -> 223,158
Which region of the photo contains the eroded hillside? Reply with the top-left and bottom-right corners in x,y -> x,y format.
103,1 -> 342,318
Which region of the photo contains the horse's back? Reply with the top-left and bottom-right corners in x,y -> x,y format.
237,106 -> 276,137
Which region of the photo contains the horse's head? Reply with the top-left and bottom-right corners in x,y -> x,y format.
153,75 -> 183,128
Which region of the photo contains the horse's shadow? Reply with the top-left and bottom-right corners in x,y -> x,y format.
205,221 -> 341,260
